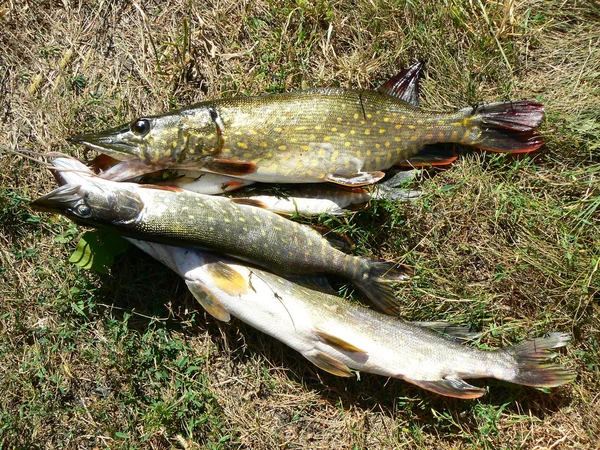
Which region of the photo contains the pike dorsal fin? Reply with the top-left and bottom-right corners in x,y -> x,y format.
412,377 -> 486,399
308,224 -> 355,252
305,351 -> 353,377
411,321 -> 480,341
377,61 -> 424,107
185,280 -> 231,322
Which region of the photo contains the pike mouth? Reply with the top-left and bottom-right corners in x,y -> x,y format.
67,126 -> 138,161
30,184 -> 83,213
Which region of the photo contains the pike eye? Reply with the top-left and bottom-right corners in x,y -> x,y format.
74,204 -> 92,218
131,119 -> 150,136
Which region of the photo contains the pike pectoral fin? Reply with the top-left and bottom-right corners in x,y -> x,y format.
305,351 -> 353,377
315,329 -> 366,354
205,261 -> 249,295
326,171 -> 385,186
412,377 -> 486,399
185,280 -> 231,322
397,145 -> 458,167
206,159 -> 257,176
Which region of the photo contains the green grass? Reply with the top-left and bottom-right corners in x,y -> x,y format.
1,0 -> 599,448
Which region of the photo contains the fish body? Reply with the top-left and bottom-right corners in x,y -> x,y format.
70,63 -> 544,185
127,239 -> 575,399
169,169 -> 422,215
32,157 -> 411,315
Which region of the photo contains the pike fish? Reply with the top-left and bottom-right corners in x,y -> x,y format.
170,169 -> 422,215
69,62 -> 544,186
31,157 -> 412,315
127,239 -> 575,399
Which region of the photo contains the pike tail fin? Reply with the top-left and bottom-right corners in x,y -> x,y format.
355,259 -> 413,316
465,101 -> 544,153
505,332 -> 576,388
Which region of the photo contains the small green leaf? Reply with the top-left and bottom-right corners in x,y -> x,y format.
114,431 -> 130,439
69,230 -> 130,274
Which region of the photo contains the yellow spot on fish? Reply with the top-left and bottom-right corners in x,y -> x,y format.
350,130 -> 356,135
296,126 -> 307,131
367,114 -> 372,119
290,137 -> 298,143
243,152 -> 253,158
301,145 -> 309,151
345,142 -> 351,147
379,129 -> 386,134
366,150 -> 372,156
364,129 -> 371,135
222,148 -> 231,154
331,150 -> 339,160
339,133 -> 346,138
356,150 -> 361,158
383,117 -> 390,122
417,119 -> 424,124
375,143 -> 381,149
172,141 -> 178,148
315,125 -> 322,130
331,127 -> 338,132
337,117 -> 343,122
324,136 -> 331,142
249,129 -> 258,135
395,124 -> 403,129
425,133 -> 434,140
278,145 -> 287,151
224,217 -> 231,223
237,142 -> 248,149
394,137 -> 401,142
259,141 -> 268,147
182,206 -> 189,211
385,141 -> 390,147
188,215 -> 195,219
239,217 -> 246,222
375,156 -> 382,166
243,226 -> 248,231
408,125 -> 416,130
387,151 -> 393,161
274,127 -> 283,132
189,149 -> 195,154
411,135 -> 418,141
353,113 -> 359,119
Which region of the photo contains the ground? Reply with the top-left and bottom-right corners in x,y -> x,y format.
0,1 -> 598,448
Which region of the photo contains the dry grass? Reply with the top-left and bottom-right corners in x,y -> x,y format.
1,0 -> 599,448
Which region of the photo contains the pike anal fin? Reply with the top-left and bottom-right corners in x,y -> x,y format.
412,377 -> 486,399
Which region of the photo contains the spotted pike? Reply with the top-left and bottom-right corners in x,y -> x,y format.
69,62 -> 544,185
126,239 -> 574,399
31,158 -> 412,315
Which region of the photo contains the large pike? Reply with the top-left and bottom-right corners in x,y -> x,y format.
31,158 -> 412,315
126,238 -> 574,399
69,62 -> 544,186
